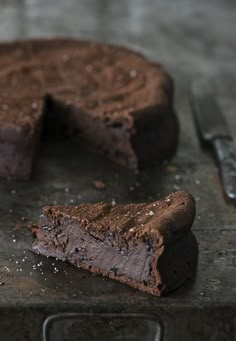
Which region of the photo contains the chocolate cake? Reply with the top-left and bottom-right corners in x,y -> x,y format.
33,191 -> 198,296
0,99 -> 43,179
0,38 -> 178,179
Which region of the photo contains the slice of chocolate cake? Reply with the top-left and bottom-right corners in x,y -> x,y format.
33,191 -> 198,296
0,39 -> 178,179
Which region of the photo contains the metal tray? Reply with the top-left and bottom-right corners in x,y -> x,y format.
0,121 -> 235,340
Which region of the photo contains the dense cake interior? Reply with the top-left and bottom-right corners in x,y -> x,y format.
34,216 -> 156,285
0,98 -> 43,178
33,191 -> 198,295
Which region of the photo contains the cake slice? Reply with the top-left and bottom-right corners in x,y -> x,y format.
0,38 -> 178,179
33,191 -> 198,296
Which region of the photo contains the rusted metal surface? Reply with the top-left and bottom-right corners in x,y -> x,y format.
0,0 -> 235,340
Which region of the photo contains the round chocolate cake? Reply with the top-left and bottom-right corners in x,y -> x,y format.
0,39 -> 178,179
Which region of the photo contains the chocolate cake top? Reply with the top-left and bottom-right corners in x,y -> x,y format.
0,38 -> 173,132
0,98 -> 42,139
42,191 -> 195,244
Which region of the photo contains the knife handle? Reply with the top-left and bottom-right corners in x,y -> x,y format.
213,138 -> 236,201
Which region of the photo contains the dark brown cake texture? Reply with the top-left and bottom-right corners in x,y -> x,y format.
0,38 -> 178,179
33,191 -> 198,296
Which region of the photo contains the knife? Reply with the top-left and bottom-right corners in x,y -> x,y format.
190,78 -> 236,202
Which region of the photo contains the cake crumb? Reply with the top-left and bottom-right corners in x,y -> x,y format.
31,102 -> 38,109
166,165 -> 177,173
93,180 -> 106,190
130,69 -> 137,78
62,54 -> 69,62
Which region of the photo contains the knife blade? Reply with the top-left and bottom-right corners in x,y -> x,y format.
190,79 -> 236,202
